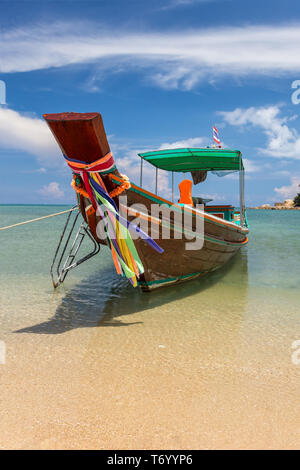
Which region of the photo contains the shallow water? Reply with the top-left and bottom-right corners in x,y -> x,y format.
0,206 -> 299,449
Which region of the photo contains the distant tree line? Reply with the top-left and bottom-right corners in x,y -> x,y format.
294,193 -> 300,207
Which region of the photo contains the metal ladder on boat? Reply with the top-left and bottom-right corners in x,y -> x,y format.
50,206 -> 100,288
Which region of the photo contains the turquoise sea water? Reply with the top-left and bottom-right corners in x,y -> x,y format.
0,205 -> 299,449
1,206 -> 299,287
0,204 -> 299,340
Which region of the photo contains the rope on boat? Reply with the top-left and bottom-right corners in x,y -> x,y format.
71,173 -> 131,199
0,207 -> 78,231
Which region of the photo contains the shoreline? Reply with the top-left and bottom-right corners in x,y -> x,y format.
249,199 -> 300,210
249,207 -> 300,210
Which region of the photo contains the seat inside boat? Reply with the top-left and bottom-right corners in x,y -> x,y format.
204,205 -> 235,221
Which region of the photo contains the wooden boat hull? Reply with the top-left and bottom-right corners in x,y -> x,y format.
125,183 -> 247,292
43,112 -> 249,292
77,175 -> 248,291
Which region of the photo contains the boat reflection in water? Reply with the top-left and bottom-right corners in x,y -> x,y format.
16,247 -> 248,341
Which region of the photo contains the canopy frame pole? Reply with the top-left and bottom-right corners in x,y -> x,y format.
155,167 -> 158,194
140,158 -> 143,188
239,154 -> 245,226
172,171 -> 174,203
242,168 -> 245,226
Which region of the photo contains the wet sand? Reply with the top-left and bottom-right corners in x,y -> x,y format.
1,273 -> 299,449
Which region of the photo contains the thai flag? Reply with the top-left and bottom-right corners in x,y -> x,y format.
213,126 -> 221,146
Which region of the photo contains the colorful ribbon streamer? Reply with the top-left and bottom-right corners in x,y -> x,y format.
64,153 -> 163,286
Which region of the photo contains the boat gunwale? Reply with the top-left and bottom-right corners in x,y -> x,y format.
111,175 -> 249,236
121,203 -> 249,247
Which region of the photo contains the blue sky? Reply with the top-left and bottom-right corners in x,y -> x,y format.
1,0 -> 300,205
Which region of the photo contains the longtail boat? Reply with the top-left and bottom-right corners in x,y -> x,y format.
44,112 -> 249,291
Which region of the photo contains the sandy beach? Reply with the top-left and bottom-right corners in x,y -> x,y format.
1,284 -> 299,449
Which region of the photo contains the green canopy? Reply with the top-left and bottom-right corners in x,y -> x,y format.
138,148 -> 243,172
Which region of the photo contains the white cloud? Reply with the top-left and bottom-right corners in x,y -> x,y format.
243,158 -> 260,173
115,138 -> 207,196
21,167 -> 47,174
3,22 -> 300,89
164,0 -> 229,8
200,192 -> 225,202
158,137 -> 207,149
0,107 -> 207,186
0,108 -> 61,166
220,105 -> 300,159
115,147 -> 171,196
0,103 -> 260,193
274,176 -> 300,199
271,170 -> 292,178
38,182 -> 65,199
